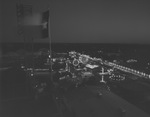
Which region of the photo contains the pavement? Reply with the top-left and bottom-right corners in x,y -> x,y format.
1,66 -> 150,117
0,95 -> 58,117
64,85 -> 150,117
1,84 -> 150,117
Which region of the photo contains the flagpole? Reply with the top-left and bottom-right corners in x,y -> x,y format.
48,7 -> 53,72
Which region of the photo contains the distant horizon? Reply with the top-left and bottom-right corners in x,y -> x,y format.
1,41 -> 150,45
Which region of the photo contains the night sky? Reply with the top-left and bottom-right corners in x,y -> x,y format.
1,0 -> 150,43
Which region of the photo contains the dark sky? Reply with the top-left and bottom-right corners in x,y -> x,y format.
1,0 -> 150,43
